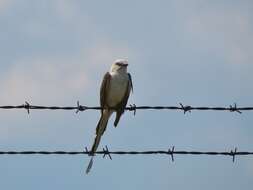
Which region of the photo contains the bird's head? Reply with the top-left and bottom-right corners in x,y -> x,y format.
110,59 -> 128,73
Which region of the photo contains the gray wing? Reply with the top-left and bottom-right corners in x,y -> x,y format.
100,72 -> 111,112
128,73 -> 133,93
114,73 -> 133,127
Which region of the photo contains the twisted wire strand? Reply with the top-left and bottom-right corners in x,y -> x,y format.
1,151 -> 252,155
0,147 -> 251,163
0,102 -> 251,114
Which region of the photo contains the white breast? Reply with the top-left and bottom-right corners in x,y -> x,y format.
107,72 -> 129,107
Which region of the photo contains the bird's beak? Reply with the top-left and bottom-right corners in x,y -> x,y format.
123,63 -> 128,67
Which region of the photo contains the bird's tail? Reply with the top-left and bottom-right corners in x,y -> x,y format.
86,156 -> 94,174
86,110 -> 111,174
91,111 -> 111,154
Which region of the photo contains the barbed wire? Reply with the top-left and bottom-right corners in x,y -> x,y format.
0,101 -> 252,115
0,146 -> 253,162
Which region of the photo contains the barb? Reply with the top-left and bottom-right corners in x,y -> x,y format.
229,103 -> 242,114
179,103 -> 191,114
84,147 -> 90,154
24,101 -> 31,114
129,104 -> 137,115
231,147 -> 237,162
0,102 -> 253,114
102,146 -> 112,160
76,101 -> 87,114
168,146 -> 175,162
0,147 -> 252,162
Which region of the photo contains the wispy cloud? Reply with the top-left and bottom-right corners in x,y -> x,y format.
0,0 -> 12,12
0,41 -> 134,104
0,0 -> 136,104
82,42 -> 134,68
53,0 -> 79,21
180,2 -> 253,64
0,57 -> 89,104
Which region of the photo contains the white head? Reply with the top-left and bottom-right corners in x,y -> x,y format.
110,59 -> 128,73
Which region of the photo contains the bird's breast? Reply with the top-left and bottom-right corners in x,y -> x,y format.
107,73 -> 128,107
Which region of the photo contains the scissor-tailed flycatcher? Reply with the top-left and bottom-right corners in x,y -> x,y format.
86,59 -> 133,174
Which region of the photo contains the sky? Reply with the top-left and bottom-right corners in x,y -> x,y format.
0,0 -> 253,189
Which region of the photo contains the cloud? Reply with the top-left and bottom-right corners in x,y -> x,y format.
181,2 -> 253,64
53,0 -> 79,21
0,42 -> 135,139
0,12 -> 136,106
0,0 -> 12,12
82,42 -> 134,68
0,57 -> 89,104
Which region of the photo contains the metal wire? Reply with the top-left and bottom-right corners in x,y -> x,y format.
1,102 -> 252,163
0,101 -> 251,114
0,147 -> 252,162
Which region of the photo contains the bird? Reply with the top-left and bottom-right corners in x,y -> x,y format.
86,59 -> 133,174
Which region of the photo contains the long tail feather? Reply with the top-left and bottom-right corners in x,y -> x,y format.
86,110 -> 111,174
86,156 -> 94,174
91,112 -> 110,154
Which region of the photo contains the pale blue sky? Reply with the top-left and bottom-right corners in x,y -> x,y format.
0,1 -> 253,189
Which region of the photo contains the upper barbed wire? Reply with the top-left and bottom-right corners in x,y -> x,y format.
0,101 -> 252,114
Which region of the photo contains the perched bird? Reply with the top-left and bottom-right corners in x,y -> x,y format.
86,59 -> 133,174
